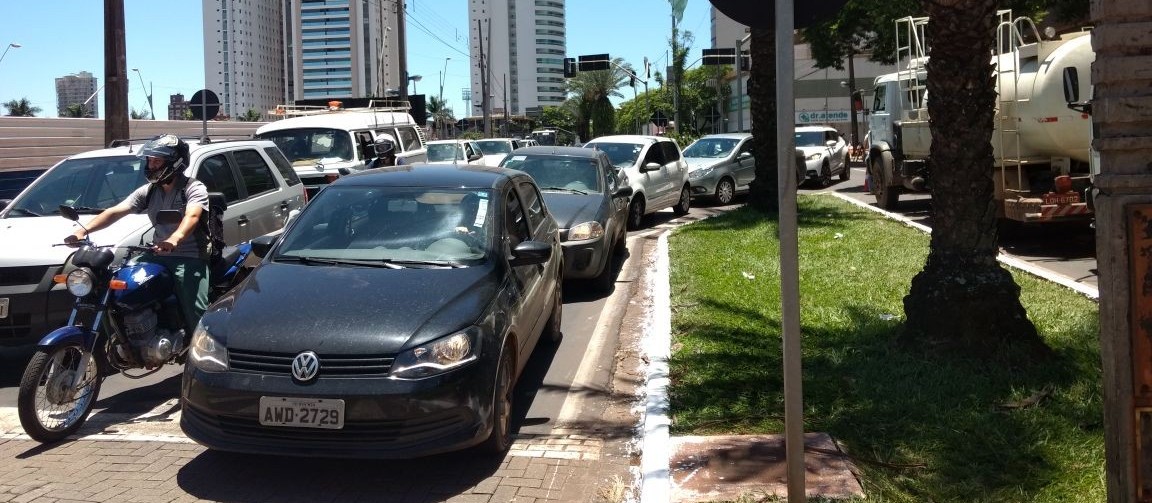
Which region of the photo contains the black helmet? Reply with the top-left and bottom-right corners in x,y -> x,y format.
373,133 -> 396,157
138,134 -> 189,184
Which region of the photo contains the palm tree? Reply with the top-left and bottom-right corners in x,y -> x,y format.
130,107 -> 151,120
426,96 -> 455,139
566,58 -> 629,141
3,98 -> 41,117
745,28 -> 779,213
61,104 -> 87,118
237,108 -> 262,122
901,0 -> 1043,355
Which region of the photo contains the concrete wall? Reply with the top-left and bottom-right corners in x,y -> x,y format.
0,117 -> 266,172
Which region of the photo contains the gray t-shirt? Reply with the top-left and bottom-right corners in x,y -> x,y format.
124,176 -> 209,259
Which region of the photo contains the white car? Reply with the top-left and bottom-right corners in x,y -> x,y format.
795,125 -> 850,187
473,138 -> 523,166
424,139 -> 486,165
582,135 -> 691,230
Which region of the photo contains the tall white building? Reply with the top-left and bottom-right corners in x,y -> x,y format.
468,0 -> 566,118
55,71 -> 98,118
203,0 -> 402,118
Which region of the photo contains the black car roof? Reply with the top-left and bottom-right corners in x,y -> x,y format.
336,164 -> 520,189
509,146 -> 601,158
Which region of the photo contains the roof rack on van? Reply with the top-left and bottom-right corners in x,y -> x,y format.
107,135 -> 210,149
268,99 -> 412,118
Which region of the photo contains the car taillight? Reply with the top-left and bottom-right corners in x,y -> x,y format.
1054,175 -> 1072,193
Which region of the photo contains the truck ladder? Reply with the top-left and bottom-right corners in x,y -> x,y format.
894,16 -> 930,114
994,12 -> 1042,201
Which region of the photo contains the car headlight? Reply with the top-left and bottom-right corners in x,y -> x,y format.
806,153 -> 823,161
391,330 -> 477,379
65,268 -> 94,297
567,221 -> 604,241
688,166 -> 715,180
189,323 -> 229,372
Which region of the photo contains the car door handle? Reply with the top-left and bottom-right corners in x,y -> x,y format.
278,201 -> 290,213
237,216 -> 250,227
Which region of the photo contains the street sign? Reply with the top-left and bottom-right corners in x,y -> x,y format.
709,0 -> 848,29
578,54 -> 610,72
702,48 -> 736,66
650,110 -> 669,127
189,89 -> 220,121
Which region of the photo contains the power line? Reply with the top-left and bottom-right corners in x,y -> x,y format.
406,13 -> 470,58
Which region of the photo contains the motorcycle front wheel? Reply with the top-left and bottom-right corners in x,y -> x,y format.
17,344 -> 103,443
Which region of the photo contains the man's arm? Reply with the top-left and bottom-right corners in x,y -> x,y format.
155,204 -> 202,253
66,202 -> 134,244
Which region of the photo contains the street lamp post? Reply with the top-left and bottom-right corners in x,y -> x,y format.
439,57 -> 451,138
408,74 -> 422,95
0,42 -> 21,67
131,68 -> 154,120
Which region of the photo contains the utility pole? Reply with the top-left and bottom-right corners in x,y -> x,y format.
847,49 -> 859,146
396,0 -> 408,101
671,14 -> 680,135
478,18 -> 491,137
503,73 -> 508,136
104,0 -> 127,146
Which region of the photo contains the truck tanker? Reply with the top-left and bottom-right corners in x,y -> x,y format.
864,12 -> 1095,224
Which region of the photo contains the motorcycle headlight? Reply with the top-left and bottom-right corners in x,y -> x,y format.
806,153 -> 823,161
688,166 -> 714,180
65,268 -> 95,297
391,330 -> 477,379
567,221 -> 604,241
189,323 -> 229,372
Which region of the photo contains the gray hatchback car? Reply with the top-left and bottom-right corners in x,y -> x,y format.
684,133 -> 755,205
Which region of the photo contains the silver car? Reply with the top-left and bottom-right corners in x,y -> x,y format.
795,125 -> 850,187
684,133 -> 756,205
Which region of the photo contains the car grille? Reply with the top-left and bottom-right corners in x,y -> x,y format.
0,313 -> 32,340
229,349 -> 395,377
185,405 -> 473,444
0,265 -> 56,287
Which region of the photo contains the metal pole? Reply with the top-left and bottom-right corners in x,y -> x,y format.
396,0 -> 408,101
775,0 -> 805,500
847,50 -> 859,146
736,34 -> 749,132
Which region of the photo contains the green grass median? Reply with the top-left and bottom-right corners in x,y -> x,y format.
667,195 -> 1103,503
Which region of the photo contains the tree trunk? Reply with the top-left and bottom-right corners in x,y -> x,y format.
747,27 -> 779,213
902,0 -> 1044,355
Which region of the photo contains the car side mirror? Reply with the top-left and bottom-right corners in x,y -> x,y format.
738,151 -> 752,159
643,162 -> 662,172
469,153 -> 482,162
59,205 -> 80,221
509,240 -> 551,267
825,140 -> 837,148
250,234 -> 280,258
0,199 -> 9,211
614,186 -> 634,198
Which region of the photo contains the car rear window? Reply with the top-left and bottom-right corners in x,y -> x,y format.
264,147 -> 303,186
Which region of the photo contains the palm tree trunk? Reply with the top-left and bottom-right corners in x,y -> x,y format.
747,27 -> 779,213
902,0 -> 1044,355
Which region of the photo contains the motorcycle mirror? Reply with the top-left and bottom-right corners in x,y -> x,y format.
59,205 -> 80,221
155,210 -> 183,226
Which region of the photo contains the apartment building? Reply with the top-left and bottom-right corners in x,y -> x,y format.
54,71 -> 98,118
468,0 -> 566,117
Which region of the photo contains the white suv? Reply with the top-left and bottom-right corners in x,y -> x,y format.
0,138 -> 306,347
583,135 -> 691,230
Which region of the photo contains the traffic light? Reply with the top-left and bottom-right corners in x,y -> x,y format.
563,58 -> 576,78
629,75 -> 636,87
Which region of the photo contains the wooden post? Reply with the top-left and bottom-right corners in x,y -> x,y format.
103,0 -> 128,146
1094,0 -> 1152,500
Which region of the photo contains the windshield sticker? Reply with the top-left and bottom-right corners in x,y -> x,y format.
475,195 -> 488,227
507,155 -> 526,162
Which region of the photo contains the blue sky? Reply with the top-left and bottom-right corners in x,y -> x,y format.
0,0 -> 714,118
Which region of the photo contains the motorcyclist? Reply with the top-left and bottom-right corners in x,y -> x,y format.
64,134 -> 210,336
364,133 -> 403,169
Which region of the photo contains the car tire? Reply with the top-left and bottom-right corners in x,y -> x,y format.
627,197 -> 646,231
673,186 -> 691,216
480,346 -> 515,454
839,161 -> 851,181
820,163 -> 833,187
714,177 -> 735,205
542,283 -> 563,343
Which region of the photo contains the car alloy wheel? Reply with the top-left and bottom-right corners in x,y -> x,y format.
673,186 -> 690,216
627,197 -> 645,231
820,163 -> 833,187
480,346 -> 515,454
715,177 -> 735,205
839,161 -> 851,181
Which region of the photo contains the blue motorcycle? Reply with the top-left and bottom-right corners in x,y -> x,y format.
16,204 -> 252,443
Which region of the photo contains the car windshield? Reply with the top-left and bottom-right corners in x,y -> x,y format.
274,186 -> 493,265
502,155 -> 602,193
795,131 -> 827,147
427,143 -> 463,162
585,142 -> 643,169
474,140 -> 512,154
683,138 -> 738,158
257,127 -> 356,165
3,156 -> 145,218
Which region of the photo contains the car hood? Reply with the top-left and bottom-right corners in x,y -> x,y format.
0,214 -> 152,267
541,193 -> 605,230
206,261 -> 500,355
685,157 -> 726,172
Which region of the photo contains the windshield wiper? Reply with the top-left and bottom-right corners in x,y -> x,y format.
538,186 -> 589,195
381,259 -> 466,269
70,206 -> 104,214
274,255 -> 403,269
6,208 -> 43,217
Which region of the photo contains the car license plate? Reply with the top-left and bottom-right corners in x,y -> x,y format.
259,396 -> 345,429
1043,192 -> 1080,205
0,297 -> 7,319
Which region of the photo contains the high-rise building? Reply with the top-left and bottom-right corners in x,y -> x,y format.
168,93 -> 191,121
54,71 -> 98,118
468,0 -> 566,118
203,0 -> 402,118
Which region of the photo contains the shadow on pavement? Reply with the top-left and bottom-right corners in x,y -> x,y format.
0,346 -> 35,387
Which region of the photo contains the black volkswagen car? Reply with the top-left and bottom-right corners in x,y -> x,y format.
500,146 -> 632,292
180,165 -> 564,459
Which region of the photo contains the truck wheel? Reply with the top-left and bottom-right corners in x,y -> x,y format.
873,151 -> 899,210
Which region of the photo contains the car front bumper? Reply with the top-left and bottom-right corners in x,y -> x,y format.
180,357 -> 496,459
0,271 -> 72,347
688,170 -> 721,198
560,236 -> 610,279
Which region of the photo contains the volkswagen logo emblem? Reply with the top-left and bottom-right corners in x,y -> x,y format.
291,351 -> 320,382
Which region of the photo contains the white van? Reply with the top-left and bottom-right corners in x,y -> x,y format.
256,100 -> 428,196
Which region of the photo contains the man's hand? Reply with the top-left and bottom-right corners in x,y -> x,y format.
154,237 -> 179,254
63,233 -> 85,247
